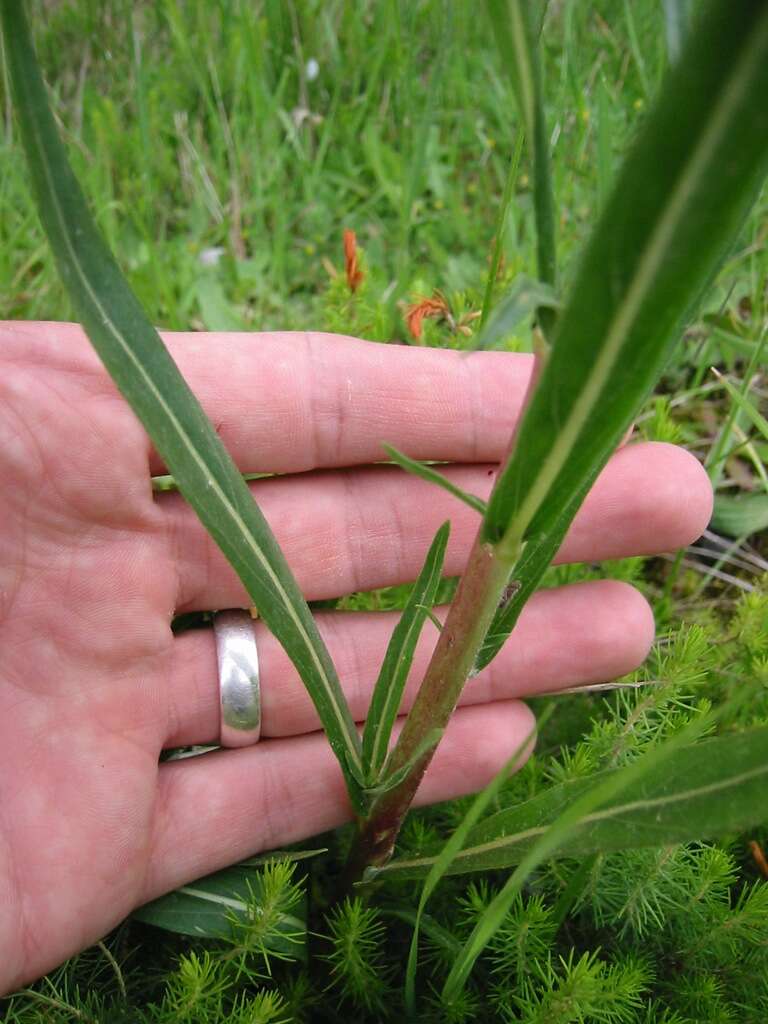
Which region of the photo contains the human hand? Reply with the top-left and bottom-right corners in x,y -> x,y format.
0,321 -> 712,993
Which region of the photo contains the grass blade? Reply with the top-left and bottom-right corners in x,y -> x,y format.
470,274 -> 559,352
402,713 -> 544,1014
486,0 -> 557,334
362,523 -> 450,780
482,0 -> 768,556
479,126 -> 525,329
711,368 -> 768,444
1,1 -> 365,800
377,724 -> 768,883
382,445 -> 487,515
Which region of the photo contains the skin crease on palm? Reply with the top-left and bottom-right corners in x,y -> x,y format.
0,320 -> 713,995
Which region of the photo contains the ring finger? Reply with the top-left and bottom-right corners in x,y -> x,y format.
163,578 -> 654,748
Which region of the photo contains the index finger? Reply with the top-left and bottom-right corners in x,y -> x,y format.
160,330 -> 534,475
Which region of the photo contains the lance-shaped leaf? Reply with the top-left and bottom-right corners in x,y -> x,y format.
362,523 -> 450,780
375,725 -> 768,883
383,446 -> 487,515
482,0 -> 768,555
1,2 -> 365,800
134,861 -> 306,957
473,477 -> 594,674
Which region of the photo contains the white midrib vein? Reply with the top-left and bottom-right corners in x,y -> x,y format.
368,555 -> 443,773
177,886 -> 304,930
503,10 -> 768,547
387,759 -> 768,873
27,83 -> 362,772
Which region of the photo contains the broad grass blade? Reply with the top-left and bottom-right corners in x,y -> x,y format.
363,523 -> 450,780
383,446 -> 487,515
711,494 -> 768,538
377,724 -> 768,883
1,2 -> 365,798
482,0 -> 768,554
440,716 -> 766,1002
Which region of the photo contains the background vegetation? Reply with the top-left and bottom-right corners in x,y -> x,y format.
1,0 -> 766,1020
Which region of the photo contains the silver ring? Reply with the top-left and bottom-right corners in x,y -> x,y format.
213,610 -> 261,747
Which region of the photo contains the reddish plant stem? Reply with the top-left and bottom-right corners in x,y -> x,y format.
344,532 -> 515,883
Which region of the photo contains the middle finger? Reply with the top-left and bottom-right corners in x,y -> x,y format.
161,441 -> 711,613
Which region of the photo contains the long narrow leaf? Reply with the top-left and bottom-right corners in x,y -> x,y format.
383,446 -> 487,515
482,0 -> 768,555
133,863 -> 306,956
376,724 -> 768,882
362,523 -> 450,780
403,713 -> 544,1014
473,477 -> 593,673
440,715 -> 764,1001
1,2 -> 365,800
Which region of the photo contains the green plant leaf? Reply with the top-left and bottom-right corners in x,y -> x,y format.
382,445 -> 487,515
133,864 -> 306,957
471,273 -> 560,351
362,523 -> 450,780
1,1 -> 365,804
365,727 -> 444,799
439,714 -> 764,1002
712,367 -> 768,443
376,725 -> 768,883
486,0 -> 557,334
482,0 -> 768,557
711,494 -> 768,538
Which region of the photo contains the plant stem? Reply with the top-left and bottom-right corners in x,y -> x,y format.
344,531 -> 516,882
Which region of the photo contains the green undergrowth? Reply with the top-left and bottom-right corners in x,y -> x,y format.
2,0 -> 767,1021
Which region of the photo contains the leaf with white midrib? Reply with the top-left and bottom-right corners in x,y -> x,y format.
363,522 -> 450,780
1,1 -> 364,793
483,0 -> 768,551
377,726 -> 768,880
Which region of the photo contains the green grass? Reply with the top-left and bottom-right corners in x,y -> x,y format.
2,0 -> 767,1020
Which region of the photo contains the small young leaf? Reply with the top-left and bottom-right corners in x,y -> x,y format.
362,523 -> 450,780
473,478 -> 593,673
382,446 -> 487,515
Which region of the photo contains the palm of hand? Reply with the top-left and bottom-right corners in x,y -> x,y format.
0,328 -> 176,988
0,322 -> 712,994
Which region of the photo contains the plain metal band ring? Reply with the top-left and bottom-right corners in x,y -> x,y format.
213,609 -> 261,747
